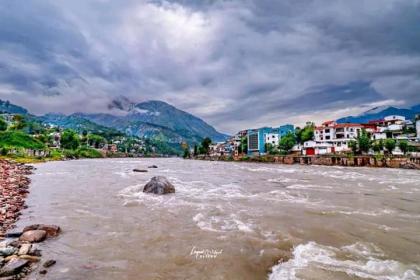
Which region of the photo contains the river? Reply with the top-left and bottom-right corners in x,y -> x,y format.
16,158 -> 420,280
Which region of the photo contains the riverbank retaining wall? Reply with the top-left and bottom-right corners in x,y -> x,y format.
196,155 -> 420,169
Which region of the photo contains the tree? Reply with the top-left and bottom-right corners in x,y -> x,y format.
372,140 -> 384,153
265,143 -> 277,155
357,129 -> 371,154
384,139 -> 396,154
398,140 -> 409,155
295,122 -> 315,144
348,140 -> 358,154
87,134 -> 106,149
238,136 -> 247,154
61,129 -> 80,150
183,148 -> 191,159
193,145 -> 198,157
11,115 -> 26,130
278,132 -> 296,153
0,118 -> 7,131
199,137 -> 212,155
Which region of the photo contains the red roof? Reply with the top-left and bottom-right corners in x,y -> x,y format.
322,120 -> 335,125
334,123 -> 363,128
368,119 -> 385,124
316,123 -> 363,130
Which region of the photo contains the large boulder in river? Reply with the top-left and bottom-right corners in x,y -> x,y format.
19,230 -> 47,243
23,224 -> 61,237
143,176 -> 175,195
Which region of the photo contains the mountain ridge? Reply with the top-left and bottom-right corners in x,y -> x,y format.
0,99 -> 229,145
336,104 -> 420,123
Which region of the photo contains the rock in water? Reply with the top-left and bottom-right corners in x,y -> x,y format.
143,176 -> 175,195
43,259 -> 56,268
19,230 -> 47,243
23,224 -> 61,237
148,165 -> 158,168
133,169 -> 148,173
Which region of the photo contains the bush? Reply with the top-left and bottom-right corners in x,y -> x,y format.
76,147 -> 103,158
0,118 -> 7,131
0,147 -> 9,156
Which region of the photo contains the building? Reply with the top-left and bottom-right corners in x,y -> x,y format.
103,144 -> 118,153
310,121 -> 363,154
265,133 -> 279,146
416,118 -> 420,141
303,140 -> 334,155
247,125 -> 295,156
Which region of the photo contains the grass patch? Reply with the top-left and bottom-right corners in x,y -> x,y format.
0,131 -> 45,150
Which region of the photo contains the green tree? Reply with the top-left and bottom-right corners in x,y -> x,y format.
88,134 -> 106,149
398,140 -> 409,155
372,140 -> 384,153
384,139 -> 396,154
183,148 -> 191,159
348,140 -> 358,154
278,132 -> 296,153
61,129 -> 80,150
193,145 -> 198,156
265,143 -> 277,155
11,115 -> 26,130
295,123 -> 315,144
199,137 -> 212,155
357,129 -> 371,154
0,118 -> 7,131
238,136 -> 247,154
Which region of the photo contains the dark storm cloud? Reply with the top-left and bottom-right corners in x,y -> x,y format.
0,0 -> 419,133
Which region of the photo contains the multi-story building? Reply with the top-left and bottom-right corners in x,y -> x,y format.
416,117 -> 420,141
308,121 -> 363,154
247,125 -> 294,155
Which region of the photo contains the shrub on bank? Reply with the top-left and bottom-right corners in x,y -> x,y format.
76,147 -> 103,158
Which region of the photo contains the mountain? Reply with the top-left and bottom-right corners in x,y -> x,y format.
0,100 -> 28,114
76,100 -> 229,144
0,99 -> 228,147
337,104 -> 420,123
38,113 -> 123,136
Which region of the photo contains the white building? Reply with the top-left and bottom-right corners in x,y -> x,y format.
265,133 -> 279,146
312,121 -> 363,153
384,115 -> 405,123
302,141 -> 334,155
416,119 -> 420,140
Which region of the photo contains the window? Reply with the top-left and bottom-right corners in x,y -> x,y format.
325,129 -> 330,133
248,133 -> 259,150
326,135 -> 330,140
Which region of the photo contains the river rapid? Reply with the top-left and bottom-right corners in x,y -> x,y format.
16,158 -> 420,280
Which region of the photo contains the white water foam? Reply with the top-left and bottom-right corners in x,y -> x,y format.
269,242 -> 419,280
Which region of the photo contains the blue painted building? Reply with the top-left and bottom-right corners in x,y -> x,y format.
247,124 -> 295,156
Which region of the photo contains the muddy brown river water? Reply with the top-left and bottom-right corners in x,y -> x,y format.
16,158 -> 420,280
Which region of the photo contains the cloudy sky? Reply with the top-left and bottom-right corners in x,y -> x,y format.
0,0 -> 419,133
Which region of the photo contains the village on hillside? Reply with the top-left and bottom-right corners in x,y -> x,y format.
206,114 -> 420,158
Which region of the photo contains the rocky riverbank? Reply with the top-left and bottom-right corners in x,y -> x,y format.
0,159 -> 61,278
0,160 -> 33,235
